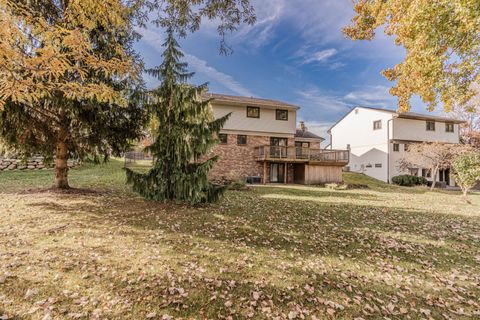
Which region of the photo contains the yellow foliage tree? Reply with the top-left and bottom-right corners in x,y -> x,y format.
344,0 -> 480,112
0,0 -> 144,189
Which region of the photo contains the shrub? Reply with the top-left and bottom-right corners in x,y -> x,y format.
228,180 -> 248,191
392,175 -> 427,187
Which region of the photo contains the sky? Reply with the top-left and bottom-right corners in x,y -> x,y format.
135,0 -> 432,140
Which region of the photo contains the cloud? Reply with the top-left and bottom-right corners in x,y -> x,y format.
183,53 -> 254,96
343,85 -> 396,106
296,88 -> 350,114
301,49 -> 338,65
140,28 -> 253,96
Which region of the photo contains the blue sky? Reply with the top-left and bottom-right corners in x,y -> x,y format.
136,0 -> 430,139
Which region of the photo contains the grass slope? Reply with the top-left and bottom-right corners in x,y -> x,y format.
0,160 -> 479,319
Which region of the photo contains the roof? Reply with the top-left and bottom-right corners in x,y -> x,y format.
295,129 -> 325,141
327,106 -> 466,133
203,93 -> 300,110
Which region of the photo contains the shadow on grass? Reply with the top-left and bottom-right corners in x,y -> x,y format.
22,188 -> 480,272
2,186 -> 478,319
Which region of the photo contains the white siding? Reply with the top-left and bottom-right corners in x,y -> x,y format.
392,118 -> 460,143
330,107 -> 393,182
212,103 -> 296,135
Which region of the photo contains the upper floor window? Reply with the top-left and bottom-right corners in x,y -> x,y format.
426,121 -> 435,131
276,109 -> 288,121
237,135 -> 247,145
445,122 -> 454,133
373,120 -> 382,130
247,106 -> 260,118
393,143 -> 399,152
218,133 -> 228,144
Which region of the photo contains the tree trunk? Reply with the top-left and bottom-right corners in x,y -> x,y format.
54,138 -> 69,189
430,165 -> 439,191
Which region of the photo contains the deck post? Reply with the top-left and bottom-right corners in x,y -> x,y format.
263,162 -> 267,184
284,163 -> 288,184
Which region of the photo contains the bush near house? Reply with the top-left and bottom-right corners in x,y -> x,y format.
392,174 -> 428,187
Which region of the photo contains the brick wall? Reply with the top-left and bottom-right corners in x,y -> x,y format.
205,134 -> 268,181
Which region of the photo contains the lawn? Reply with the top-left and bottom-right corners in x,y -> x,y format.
0,160 -> 479,319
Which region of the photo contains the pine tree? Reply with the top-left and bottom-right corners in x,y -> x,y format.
0,0 -> 146,189
126,31 -> 229,204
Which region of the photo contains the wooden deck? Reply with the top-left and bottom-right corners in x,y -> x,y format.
254,146 -> 349,166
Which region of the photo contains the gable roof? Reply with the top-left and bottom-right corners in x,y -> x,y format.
203,93 -> 299,110
327,106 -> 465,133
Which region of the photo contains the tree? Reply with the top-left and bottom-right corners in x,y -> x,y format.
399,142 -> 469,190
125,31 -> 230,204
452,152 -> 480,199
450,83 -> 480,147
344,0 -> 480,112
0,0 -> 146,189
145,0 -> 256,54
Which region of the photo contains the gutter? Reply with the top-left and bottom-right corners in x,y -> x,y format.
387,118 -> 393,183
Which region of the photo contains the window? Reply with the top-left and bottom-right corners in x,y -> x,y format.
426,121 -> 435,131
445,122 -> 454,133
276,109 -> 288,121
237,135 -> 247,145
247,106 -> 260,118
218,133 -> 228,144
404,143 -> 409,151
422,168 -> 431,178
409,168 -> 419,176
373,120 -> 382,130
375,163 -> 382,168
393,143 -> 399,152
366,164 -> 373,168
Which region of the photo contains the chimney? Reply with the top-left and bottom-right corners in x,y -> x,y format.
300,121 -> 307,132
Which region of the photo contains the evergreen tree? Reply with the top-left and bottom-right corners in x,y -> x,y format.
126,31 -> 229,204
0,0 -> 146,189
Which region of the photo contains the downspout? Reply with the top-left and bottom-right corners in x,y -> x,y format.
387,118 -> 393,183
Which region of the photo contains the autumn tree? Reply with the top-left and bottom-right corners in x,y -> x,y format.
450,83 -> 480,147
452,152 -> 480,199
399,142 -> 469,190
344,0 -> 480,112
126,31 -> 229,204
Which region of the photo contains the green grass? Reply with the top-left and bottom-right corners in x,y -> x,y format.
0,160 -> 479,319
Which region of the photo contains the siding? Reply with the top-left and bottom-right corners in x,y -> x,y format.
330,107 -> 393,182
392,118 -> 460,143
212,103 -> 296,135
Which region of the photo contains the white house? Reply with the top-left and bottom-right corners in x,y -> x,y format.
328,106 -> 465,186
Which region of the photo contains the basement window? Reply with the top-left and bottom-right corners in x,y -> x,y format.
237,135 -> 247,145
375,163 -> 382,168
219,134 -> 228,144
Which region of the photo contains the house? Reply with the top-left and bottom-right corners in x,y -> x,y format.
203,93 -> 349,184
328,106 -> 465,186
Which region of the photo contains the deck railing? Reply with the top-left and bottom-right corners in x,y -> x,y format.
255,146 -> 349,164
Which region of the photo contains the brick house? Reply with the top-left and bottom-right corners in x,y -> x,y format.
203,93 -> 349,184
